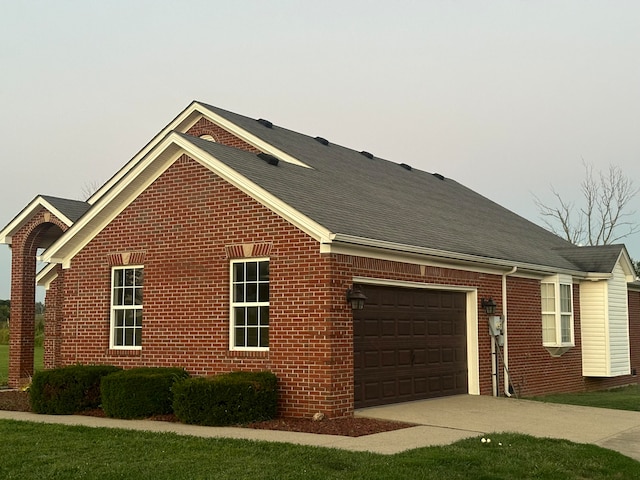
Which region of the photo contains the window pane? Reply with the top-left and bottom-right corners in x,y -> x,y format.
560,284 -> 572,313
541,283 -> 555,312
246,262 -> 258,281
259,327 -> 269,347
259,261 -> 269,281
134,329 -> 142,347
260,306 -> 269,325
246,283 -> 257,302
115,328 -> 124,346
234,284 -> 244,302
124,269 -> 135,287
135,269 -> 144,286
542,314 -> 556,343
233,263 -> 244,282
115,310 -> 124,327
247,307 -> 258,325
125,329 -> 134,346
125,310 -> 134,326
235,328 -> 245,347
134,287 -> 143,306
135,310 -> 143,327
258,283 -> 269,302
561,315 -> 571,343
235,307 -> 246,326
124,288 -> 134,305
247,327 -> 258,347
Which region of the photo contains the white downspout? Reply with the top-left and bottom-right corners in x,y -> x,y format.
502,266 -> 517,397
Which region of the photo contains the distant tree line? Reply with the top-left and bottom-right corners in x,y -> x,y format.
0,300 -> 45,322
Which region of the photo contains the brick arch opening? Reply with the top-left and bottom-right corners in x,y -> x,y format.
9,221 -> 65,387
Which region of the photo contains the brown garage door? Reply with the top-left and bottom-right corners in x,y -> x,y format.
354,285 -> 467,408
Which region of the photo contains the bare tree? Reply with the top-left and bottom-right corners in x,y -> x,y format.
534,162 -> 639,246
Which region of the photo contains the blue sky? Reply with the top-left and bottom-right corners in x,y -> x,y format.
1,1 -> 639,300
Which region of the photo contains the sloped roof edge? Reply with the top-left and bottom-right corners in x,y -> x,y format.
0,195 -> 88,244
40,133 -> 331,267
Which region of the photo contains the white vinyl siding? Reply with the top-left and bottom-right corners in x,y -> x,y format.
580,262 -> 631,377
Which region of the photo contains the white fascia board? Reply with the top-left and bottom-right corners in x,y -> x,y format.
41,139 -> 185,266
86,101 -> 310,206
195,104 -> 311,169
41,133 -> 332,268
0,196 -> 74,245
36,263 -> 58,289
615,248 -> 636,281
323,233 -> 587,278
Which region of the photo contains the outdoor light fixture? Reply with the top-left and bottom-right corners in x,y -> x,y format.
481,297 -> 497,315
346,286 -> 367,310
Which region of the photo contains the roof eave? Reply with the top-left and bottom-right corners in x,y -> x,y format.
325,233 -> 589,278
0,195 -> 74,245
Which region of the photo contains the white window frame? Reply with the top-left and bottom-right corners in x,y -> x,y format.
541,274 -> 575,349
229,258 -> 269,351
110,265 -> 144,350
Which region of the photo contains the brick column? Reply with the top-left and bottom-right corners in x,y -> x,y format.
8,237 -> 37,387
43,266 -> 64,370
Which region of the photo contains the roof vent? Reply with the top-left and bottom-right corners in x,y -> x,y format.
315,136 -> 329,146
360,151 -> 374,159
257,118 -> 273,129
432,173 -> 445,180
400,163 -> 412,171
257,153 -> 279,166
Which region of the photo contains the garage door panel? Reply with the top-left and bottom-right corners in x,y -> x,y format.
354,285 -> 467,408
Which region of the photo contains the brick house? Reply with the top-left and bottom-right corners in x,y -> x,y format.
2,101 -> 639,418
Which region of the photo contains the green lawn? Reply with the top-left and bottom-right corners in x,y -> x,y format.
529,385 -> 640,411
0,344 -> 43,386
0,421 -> 637,480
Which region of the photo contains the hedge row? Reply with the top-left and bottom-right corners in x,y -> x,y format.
172,371 -> 278,426
29,366 -> 278,425
30,365 -> 121,414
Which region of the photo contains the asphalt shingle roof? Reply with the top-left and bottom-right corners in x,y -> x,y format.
41,195 -> 91,223
175,102 -> 627,275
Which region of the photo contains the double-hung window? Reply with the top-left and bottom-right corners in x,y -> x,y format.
541,275 -> 574,350
110,266 -> 143,349
230,258 -> 269,350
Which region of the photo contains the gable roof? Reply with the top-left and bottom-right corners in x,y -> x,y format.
33,101 -> 634,277
0,195 -> 90,244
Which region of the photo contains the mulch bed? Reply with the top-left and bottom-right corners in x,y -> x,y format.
0,389 -> 413,437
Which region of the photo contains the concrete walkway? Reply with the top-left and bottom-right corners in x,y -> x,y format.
1,395 -> 639,460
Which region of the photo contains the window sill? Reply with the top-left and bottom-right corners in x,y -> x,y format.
544,345 -> 573,357
227,350 -> 269,359
107,348 -> 142,357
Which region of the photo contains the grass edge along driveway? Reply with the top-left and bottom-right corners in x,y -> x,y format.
1,420 -> 638,480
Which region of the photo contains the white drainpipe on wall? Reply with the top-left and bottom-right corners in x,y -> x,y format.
502,266 -> 517,397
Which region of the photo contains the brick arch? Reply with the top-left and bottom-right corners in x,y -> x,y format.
9,209 -> 69,387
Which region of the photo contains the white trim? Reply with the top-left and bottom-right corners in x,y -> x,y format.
87,101 -> 311,206
0,196 -> 74,245
541,274 -> 575,349
40,133 -> 332,268
109,265 -> 144,351
36,263 -> 58,290
229,257 -> 270,352
328,234 -> 587,279
353,276 -> 480,396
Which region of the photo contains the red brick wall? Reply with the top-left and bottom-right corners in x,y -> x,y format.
8,208 -> 68,386
58,154 -> 354,418
186,118 -> 261,153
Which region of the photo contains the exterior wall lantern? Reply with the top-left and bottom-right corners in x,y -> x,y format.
481,297 -> 497,315
346,286 -> 367,310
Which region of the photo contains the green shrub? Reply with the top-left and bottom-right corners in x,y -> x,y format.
30,364 -> 121,414
101,367 -> 189,419
172,371 -> 277,426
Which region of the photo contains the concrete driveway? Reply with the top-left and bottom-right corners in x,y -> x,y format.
356,394 -> 640,461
